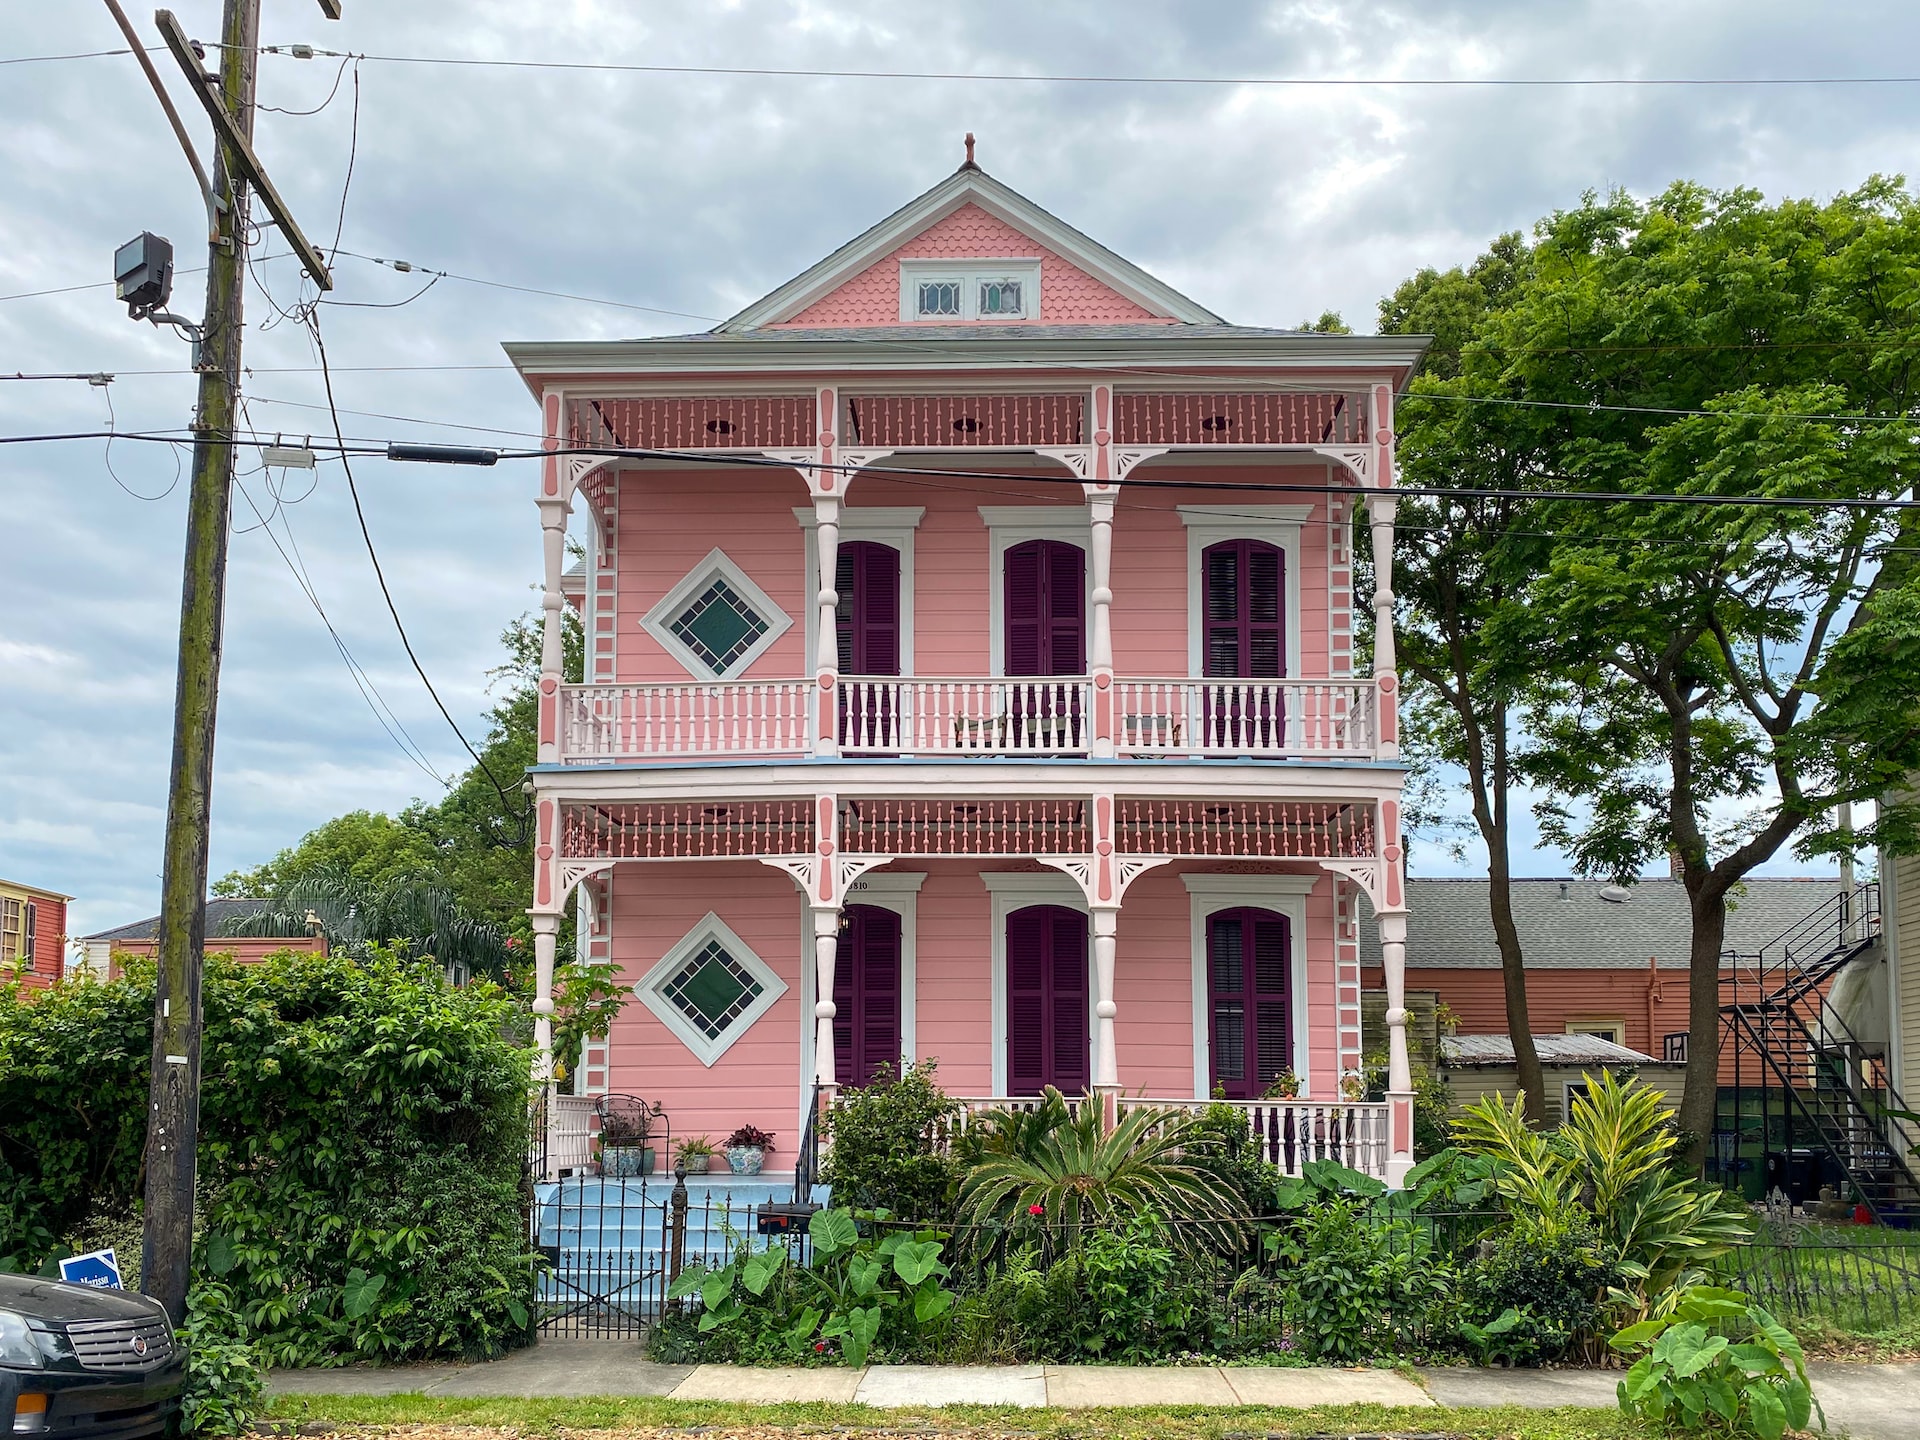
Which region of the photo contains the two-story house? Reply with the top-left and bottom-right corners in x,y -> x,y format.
508,151 -> 1429,1185
0,878 -> 69,991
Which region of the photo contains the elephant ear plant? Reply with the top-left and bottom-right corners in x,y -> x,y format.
1611,1285 -> 1820,1440
666,1206 -> 955,1367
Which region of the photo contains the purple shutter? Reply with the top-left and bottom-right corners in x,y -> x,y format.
1048,908 -> 1090,1093
1006,908 -> 1048,1095
834,904 -> 902,1088
1005,539 -> 1085,676
836,541 -> 900,676
1006,904 -> 1088,1095
1207,908 -> 1291,1100
1203,539 -> 1284,679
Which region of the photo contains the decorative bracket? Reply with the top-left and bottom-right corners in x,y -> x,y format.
759,853 -> 896,909
1039,854 -> 1170,907
1308,445 -> 1372,486
1113,446 -> 1169,481
1034,446 -> 1092,479
1317,858 -> 1385,912
559,455 -> 619,505
556,858 -> 618,910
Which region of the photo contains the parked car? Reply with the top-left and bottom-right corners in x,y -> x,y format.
0,1274 -> 183,1439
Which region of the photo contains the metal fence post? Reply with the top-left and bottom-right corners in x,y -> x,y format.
667,1161 -> 688,1312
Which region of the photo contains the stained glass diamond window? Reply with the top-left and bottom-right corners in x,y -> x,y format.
669,576 -> 769,675
660,939 -> 765,1040
978,278 -> 1023,316
917,280 -> 962,316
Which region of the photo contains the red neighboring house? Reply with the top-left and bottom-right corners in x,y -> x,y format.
80,897 -> 327,975
1,878 -> 70,991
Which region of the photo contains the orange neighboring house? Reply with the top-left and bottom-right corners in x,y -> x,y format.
79,897 -> 327,976
0,878 -> 71,991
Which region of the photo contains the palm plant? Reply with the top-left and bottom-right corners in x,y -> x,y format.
956,1088 -> 1247,1257
1453,1069 -> 1752,1318
220,865 -> 516,981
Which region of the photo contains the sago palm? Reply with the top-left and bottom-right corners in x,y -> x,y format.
956,1088 -> 1246,1256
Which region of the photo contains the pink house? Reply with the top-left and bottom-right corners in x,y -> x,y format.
508,151 -> 1428,1185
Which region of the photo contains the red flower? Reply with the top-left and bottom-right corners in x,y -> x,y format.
1028,1203 -> 1045,1216
814,1341 -> 827,1353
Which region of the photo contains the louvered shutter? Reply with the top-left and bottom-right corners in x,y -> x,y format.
1005,540 -> 1085,677
1006,907 -> 1048,1095
1202,540 -> 1285,678
1048,908 -> 1090,1093
1207,908 -> 1292,1100
836,541 -> 900,676
834,904 -> 903,1088
1045,543 -> 1085,676
1005,541 -> 1045,676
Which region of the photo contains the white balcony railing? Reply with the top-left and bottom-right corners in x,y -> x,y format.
561,680 -> 812,761
946,1095 -> 1390,1181
556,677 -> 1377,763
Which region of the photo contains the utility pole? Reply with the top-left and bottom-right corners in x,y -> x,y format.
131,0 -> 337,1323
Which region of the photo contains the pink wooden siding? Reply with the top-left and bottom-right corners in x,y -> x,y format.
613,468 -> 1343,684
776,203 -> 1172,328
600,860 -> 1342,1127
605,861 -> 805,1162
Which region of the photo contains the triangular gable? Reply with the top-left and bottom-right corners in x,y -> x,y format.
719,166 -> 1223,332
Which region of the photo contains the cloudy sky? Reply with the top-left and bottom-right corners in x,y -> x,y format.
5,0 -> 1896,936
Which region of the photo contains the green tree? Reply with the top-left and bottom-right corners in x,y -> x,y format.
1380,233 -> 1558,1123
212,809 -> 439,898
1450,180 -> 1920,1161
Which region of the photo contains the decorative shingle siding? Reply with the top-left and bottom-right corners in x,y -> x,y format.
776,203 -> 1173,328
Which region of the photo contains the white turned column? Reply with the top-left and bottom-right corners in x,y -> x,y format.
1091,905 -> 1120,1094
1378,909 -> 1414,1187
537,495 -> 572,764
532,910 -> 560,1085
813,496 -> 842,758
1087,491 -> 1116,758
811,905 -> 841,1100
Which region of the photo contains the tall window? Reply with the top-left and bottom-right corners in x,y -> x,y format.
1004,539 -> 1085,676
0,900 -> 19,966
1005,905 -> 1089,1096
1203,539 -> 1285,678
833,904 -> 902,1088
1206,907 -> 1292,1100
835,541 -> 901,676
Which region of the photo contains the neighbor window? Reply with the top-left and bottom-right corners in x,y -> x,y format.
0,900 -> 19,964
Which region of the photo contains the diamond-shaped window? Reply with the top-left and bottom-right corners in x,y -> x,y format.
642,549 -> 792,681
636,914 -> 788,1066
669,577 -> 770,675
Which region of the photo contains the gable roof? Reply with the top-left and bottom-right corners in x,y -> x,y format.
84,897 -> 280,942
719,163 -> 1225,332
1441,1032 -> 1677,1068
1358,876 -> 1851,971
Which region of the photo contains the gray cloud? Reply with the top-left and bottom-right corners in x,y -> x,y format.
5,0 -> 1884,931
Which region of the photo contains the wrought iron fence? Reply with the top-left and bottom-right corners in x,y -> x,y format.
1716,1223 -> 1920,1332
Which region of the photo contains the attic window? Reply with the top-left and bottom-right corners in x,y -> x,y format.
901,260 -> 1040,322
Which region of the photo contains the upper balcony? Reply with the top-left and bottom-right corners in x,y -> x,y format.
555,674 -> 1378,764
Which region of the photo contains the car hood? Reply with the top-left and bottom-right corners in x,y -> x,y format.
0,1275 -> 167,1328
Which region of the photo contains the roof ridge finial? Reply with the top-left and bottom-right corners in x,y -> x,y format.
960,132 -> 978,170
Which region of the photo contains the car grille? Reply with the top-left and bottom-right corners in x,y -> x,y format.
64,1316 -> 173,1371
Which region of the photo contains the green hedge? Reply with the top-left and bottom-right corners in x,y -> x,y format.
0,949 -> 533,1364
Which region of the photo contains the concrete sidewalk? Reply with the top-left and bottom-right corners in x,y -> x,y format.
269,1343 -> 1920,1438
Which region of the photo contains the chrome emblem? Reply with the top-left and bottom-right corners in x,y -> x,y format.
131,1336 -> 149,1357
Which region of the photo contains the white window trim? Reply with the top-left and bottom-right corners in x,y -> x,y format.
899,258 -> 1042,322
640,547 -> 794,681
797,872 -> 927,1118
982,871 -> 1091,1097
635,912 -> 789,1067
1183,872 -> 1319,1101
978,506 -> 1093,676
793,506 -> 925,675
1179,505 -> 1310,680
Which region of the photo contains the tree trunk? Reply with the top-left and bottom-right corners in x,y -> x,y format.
1467,697 -> 1545,1125
1678,882 -> 1731,1172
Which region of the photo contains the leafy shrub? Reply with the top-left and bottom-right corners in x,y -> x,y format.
1612,1286 -> 1821,1440
177,1280 -> 263,1437
1459,1210 -> 1618,1364
1072,1211 -> 1206,1360
957,1088 -> 1246,1256
1362,1055 -> 1455,1158
661,1206 -> 955,1366
821,1061 -> 960,1222
1185,1101 -> 1282,1216
0,950 -> 534,1364
1278,1197 -> 1404,1361
1453,1070 -> 1750,1319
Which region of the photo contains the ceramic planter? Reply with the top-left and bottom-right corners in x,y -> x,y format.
602,1145 -> 656,1178
726,1145 -> 766,1175
677,1153 -> 713,1175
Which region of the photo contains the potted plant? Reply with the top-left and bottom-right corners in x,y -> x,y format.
1262,1069 -> 1302,1100
674,1134 -> 715,1175
597,1097 -> 660,1178
723,1123 -> 776,1175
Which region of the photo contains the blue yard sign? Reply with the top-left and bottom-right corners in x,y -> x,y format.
58,1248 -> 122,1289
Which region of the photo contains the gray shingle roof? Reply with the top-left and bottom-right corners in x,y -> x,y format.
1441,1032 -> 1672,1067
1360,876 -> 1846,971
84,898 -> 277,942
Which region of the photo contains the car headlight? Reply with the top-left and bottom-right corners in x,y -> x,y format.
0,1313 -> 43,1371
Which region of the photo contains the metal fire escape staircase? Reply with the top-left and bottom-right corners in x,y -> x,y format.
1719,883 -> 1919,1224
